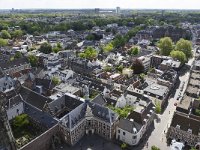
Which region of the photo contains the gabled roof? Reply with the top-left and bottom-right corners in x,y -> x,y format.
92,94 -> 107,106
24,102 -> 57,129
0,57 -> 29,70
19,86 -> 51,110
35,78 -> 55,90
61,100 -> 119,130
118,118 -> 142,133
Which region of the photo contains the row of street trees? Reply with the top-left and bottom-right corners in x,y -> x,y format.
158,37 -> 192,63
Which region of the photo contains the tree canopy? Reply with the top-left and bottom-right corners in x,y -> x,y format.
52,76 -> 60,85
79,47 -> 98,59
39,42 -> 52,54
131,59 -> 144,74
11,30 -> 23,39
14,52 -> 22,59
12,114 -> 30,130
151,145 -> 160,150
53,43 -> 62,53
112,34 -> 126,48
175,38 -> 192,60
155,100 -> 161,114
157,37 -> 173,56
170,50 -> 186,64
1,30 -> 11,39
28,55 -> 38,67
128,46 -> 140,56
103,42 -> 114,53
0,38 -> 8,47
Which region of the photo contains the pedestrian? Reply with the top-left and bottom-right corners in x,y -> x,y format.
169,111 -> 170,114
164,130 -> 165,134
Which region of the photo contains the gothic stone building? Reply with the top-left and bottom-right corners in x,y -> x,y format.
59,98 -> 119,146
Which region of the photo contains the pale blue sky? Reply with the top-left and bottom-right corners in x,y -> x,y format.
0,0 -> 200,9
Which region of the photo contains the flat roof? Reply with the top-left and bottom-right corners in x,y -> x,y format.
177,95 -> 192,110
54,83 -> 80,94
144,83 -> 168,97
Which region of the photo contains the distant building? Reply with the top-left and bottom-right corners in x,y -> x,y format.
116,7 -> 121,14
95,8 -> 100,14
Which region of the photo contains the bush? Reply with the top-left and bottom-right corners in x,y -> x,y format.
121,143 -> 128,150
151,145 -> 160,150
52,77 -> 60,85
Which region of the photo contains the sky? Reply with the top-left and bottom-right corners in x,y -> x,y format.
0,0 -> 200,10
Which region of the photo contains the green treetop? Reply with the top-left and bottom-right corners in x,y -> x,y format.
79,47 -> 98,59
157,37 -> 173,56
170,50 -> 186,64
175,38 -> 192,60
1,30 -> 11,39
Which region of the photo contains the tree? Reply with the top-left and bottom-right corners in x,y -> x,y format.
53,43 -> 62,53
79,47 -> 97,59
151,145 -> 160,150
86,34 -> 95,41
121,143 -> 128,150
116,65 -> 124,72
170,50 -> 186,64
52,77 -> 60,85
12,30 -> 23,39
28,55 -> 38,67
175,38 -> 192,60
157,37 -> 173,56
104,65 -> 112,72
129,46 -> 140,56
39,42 -> 52,54
155,100 -> 161,114
103,42 -> 114,53
131,59 -> 144,74
14,52 -> 22,59
112,34 -> 126,48
12,114 -> 30,130
1,30 -> 11,39
0,38 -> 8,47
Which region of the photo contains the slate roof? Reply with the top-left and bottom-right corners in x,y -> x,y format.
118,118 -> 142,133
0,75 -> 15,92
48,93 -> 83,116
24,102 -> 58,129
0,57 -> 29,70
19,86 -> 51,110
61,100 -> 118,130
92,94 -> 107,106
35,78 -> 55,90
5,94 -> 23,109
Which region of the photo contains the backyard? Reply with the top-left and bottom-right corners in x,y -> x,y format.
10,114 -> 43,148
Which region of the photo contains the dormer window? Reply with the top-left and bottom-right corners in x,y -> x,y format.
188,129 -> 192,134
176,125 -> 180,129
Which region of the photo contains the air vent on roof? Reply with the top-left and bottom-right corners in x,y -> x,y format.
188,129 -> 192,134
176,125 -> 180,129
